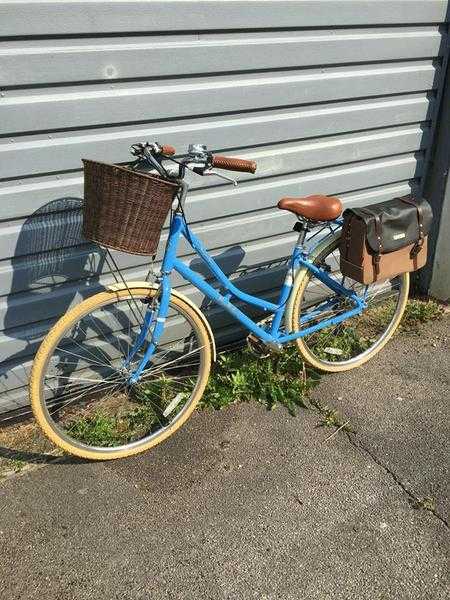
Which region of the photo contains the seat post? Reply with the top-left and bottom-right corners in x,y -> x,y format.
293,218 -> 310,248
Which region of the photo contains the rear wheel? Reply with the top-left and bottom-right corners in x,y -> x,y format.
288,234 -> 409,372
30,287 -> 212,460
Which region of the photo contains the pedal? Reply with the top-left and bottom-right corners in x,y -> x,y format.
246,333 -> 272,357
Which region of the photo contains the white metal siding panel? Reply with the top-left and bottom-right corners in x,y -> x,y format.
1,1 -> 447,35
0,0 -> 448,414
1,28 -> 444,86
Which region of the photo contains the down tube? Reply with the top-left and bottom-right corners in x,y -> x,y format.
180,222 -> 278,313
172,258 -> 276,344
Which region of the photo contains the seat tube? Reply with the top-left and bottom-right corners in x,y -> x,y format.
270,225 -> 307,337
270,251 -> 299,336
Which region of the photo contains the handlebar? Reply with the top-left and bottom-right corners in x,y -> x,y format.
130,141 -> 257,179
159,144 -> 257,174
160,144 -> 176,156
211,155 -> 257,174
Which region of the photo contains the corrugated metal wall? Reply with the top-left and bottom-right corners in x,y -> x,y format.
1,1 -> 448,415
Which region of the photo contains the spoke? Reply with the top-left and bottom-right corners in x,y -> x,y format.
55,346 -> 114,370
70,334 -> 113,369
86,313 -> 121,365
49,377 -> 123,400
45,374 -> 117,384
47,360 -> 100,369
134,360 -> 201,379
145,345 -> 204,378
116,327 -> 134,364
131,388 -> 168,427
160,361 -> 201,372
366,288 -> 399,306
48,379 -> 125,416
125,308 -> 133,361
46,374 -> 123,401
138,373 -> 194,390
149,340 -> 189,365
49,382 -> 122,406
142,373 -> 196,381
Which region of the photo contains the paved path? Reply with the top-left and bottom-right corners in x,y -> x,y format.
0,319 -> 448,599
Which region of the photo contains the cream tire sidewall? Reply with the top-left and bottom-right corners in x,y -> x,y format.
30,287 -> 212,460
287,237 -> 410,373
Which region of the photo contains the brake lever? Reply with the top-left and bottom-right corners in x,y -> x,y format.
202,169 -> 238,186
130,143 -> 145,157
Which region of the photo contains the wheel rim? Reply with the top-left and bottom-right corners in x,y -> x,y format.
294,240 -> 408,367
37,292 -> 207,453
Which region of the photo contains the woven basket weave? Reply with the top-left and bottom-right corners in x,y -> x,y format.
82,159 -> 179,255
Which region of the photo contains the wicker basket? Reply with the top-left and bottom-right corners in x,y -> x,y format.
82,159 -> 179,255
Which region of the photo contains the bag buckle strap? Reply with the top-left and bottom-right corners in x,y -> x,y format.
398,196 -> 426,259
372,252 -> 381,276
410,237 -> 425,258
371,212 -> 383,276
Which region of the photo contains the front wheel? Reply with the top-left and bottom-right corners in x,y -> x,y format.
30,286 -> 212,460
287,233 -> 409,372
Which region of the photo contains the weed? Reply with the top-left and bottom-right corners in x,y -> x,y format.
401,299 -> 444,329
62,347 -> 318,445
307,326 -> 372,362
0,421 -> 59,481
137,375 -> 178,407
301,298 -> 444,361
67,412 -> 122,447
63,372 -> 192,446
2,299 -> 441,455
309,397 -> 352,432
66,403 -> 160,447
410,496 -> 436,512
199,346 -> 320,415
317,408 -> 343,428
361,298 -> 444,334
9,458 -> 26,473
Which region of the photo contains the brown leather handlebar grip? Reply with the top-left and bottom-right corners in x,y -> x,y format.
211,155 -> 257,174
160,144 -> 176,156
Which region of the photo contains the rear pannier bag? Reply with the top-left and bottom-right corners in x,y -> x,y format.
339,195 -> 433,284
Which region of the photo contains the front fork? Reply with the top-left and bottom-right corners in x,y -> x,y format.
126,275 -> 172,384
125,194 -> 185,384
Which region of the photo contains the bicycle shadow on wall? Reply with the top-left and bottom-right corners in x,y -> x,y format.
0,197 -> 109,464
1,196 -> 243,465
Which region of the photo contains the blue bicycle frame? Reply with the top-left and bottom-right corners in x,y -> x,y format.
127,207 -> 366,382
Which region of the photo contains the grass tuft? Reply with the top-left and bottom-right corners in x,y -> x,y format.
9,458 -> 26,473
199,346 -> 320,415
308,397 -> 353,433
301,297 -> 444,362
305,326 -> 372,362
400,299 -> 444,329
410,496 -> 436,512
66,403 -> 159,447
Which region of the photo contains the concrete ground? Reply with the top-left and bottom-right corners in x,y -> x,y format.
0,319 -> 448,600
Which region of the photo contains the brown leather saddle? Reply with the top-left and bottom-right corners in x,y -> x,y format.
278,194 -> 342,221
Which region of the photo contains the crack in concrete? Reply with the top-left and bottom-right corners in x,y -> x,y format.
344,430 -> 449,530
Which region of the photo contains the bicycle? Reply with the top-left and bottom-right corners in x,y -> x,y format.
30,143 -> 409,460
